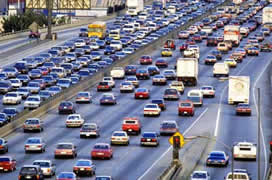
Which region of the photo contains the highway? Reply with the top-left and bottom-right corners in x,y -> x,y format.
0,1 -> 271,180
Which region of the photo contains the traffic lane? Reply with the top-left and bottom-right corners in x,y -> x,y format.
206,50 -> 272,179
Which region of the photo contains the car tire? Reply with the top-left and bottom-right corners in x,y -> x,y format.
80,135 -> 84,138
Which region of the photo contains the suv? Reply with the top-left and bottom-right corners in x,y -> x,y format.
122,117 -> 141,135
18,165 -> 44,180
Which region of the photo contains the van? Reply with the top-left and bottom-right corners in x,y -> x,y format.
14,61 -> 29,74
168,5 -> 176,14
187,89 -> 203,107
225,169 -> 250,180
213,63 -> 229,77
51,67 -> 66,78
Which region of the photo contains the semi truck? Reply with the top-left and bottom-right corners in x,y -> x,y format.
224,25 -> 241,47
126,0 -> 144,16
228,76 -> 250,105
176,58 -> 198,86
263,7 -> 272,30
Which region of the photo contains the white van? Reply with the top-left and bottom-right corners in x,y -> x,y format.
187,89 -> 203,107
168,6 -> 176,14
51,67 -> 66,78
213,63 -> 229,77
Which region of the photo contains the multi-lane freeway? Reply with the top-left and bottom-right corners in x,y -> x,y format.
0,0 -> 271,180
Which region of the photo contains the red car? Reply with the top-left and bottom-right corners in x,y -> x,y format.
134,88 -> 150,99
57,172 -> 77,180
178,100 -> 195,116
91,143 -> 113,160
139,55 -> 152,65
206,37 -> 218,46
97,81 -> 112,91
38,67 -> 49,75
0,156 -> 16,172
185,39 -> 196,45
179,43 -> 188,51
122,117 -> 141,135
164,39 -> 176,50
155,59 -> 168,68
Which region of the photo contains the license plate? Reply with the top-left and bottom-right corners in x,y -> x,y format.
105,100 -> 108,102
147,139 -> 151,141
26,176 -> 31,179
128,129 -> 132,132
86,134 -> 90,136
61,152 -> 67,154
97,152 -> 104,155
80,168 -> 84,171
139,95 -> 143,97
184,112 -> 188,114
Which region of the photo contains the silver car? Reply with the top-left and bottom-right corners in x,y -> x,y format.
33,160 -> 56,177
25,137 -> 46,153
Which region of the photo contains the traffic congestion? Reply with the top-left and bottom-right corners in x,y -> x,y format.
0,0 -> 272,179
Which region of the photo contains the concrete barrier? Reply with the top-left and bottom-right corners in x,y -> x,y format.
0,0 -> 231,138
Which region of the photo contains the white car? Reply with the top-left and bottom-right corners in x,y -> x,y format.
103,77 -> 115,88
111,131 -> 130,145
200,86 -> 215,98
66,114 -> 84,128
110,40 -> 122,51
120,81 -> 134,93
74,39 -> 86,48
24,137 -> 46,153
89,43 -> 99,50
225,169 -> 250,180
3,92 -> 22,105
10,78 -> 22,89
24,96 -> 41,109
201,26 -> 213,35
190,171 -> 210,180
143,103 -> 161,117
33,160 -> 56,177
110,67 -> 125,79
233,142 -> 257,160
126,76 -> 139,88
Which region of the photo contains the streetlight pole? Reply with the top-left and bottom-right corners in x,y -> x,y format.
46,0 -> 52,39
231,147 -> 234,180
257,88 -> 261,180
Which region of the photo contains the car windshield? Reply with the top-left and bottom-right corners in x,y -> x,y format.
33,162 -> 50,167
18,88 -> 28,92
238,104 -> 249,108
145,104 -> 157,108
3,108 -> 16,114
28,83 -> 39,87
76,160 -> 91,166
82,124 -> 96,130
26,139 -> 41,144
209,153 -> 225,159
0,158 -> 10,162
0,82 -> 9,87
5,93 -> 17,97
152,100 -> 163,104
94,144 -> 109,149
58,79 -> 70,84
165,89 -> 177,94
137,88 -> 147,92
68,115 -> 80,120
102,95 -> 113,99
113,132 -> 126,136
57,144 -> 72,149
20,167 -> 37,174
161,123 -> 176,128
25,119 -> 39,124
143,133 -> 156,138
188,96 -> 200,102
192,173 -> 207,178
201,87 -> 212,90
78,92 -> 89,97
58,173 -> 75,178
27,97 -> 39,101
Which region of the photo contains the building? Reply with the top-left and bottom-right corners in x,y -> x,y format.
8,0 -> 25,14
0,0 -> 8,15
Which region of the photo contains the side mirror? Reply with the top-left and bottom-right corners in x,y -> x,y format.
4,140 -> 8,144
74,146 -> 77,149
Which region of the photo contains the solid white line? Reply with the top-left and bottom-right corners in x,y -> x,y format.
214,105 -> 221,136
252,59 -> 270,179
137,108 -> 209,180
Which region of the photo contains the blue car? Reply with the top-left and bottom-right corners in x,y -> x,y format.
0,113 -> 9,126
206,151 -> 229,167
104,46 -> 115,55
2,108 -> 18,121
48,86 -> 62,96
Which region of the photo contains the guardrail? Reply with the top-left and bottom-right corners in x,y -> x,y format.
0,0 -> 230,138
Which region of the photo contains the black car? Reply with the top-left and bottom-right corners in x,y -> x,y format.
18,165 -> 44,180
58,101 -> 76,114
147,66 -> 160,76
125,65 -> 137,75
2,108 -> 18,121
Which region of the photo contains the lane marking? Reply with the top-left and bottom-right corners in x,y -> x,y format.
252,59 -> 271,179
137,108 -> 208,180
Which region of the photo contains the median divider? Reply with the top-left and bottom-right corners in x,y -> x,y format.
0,0 -> 231,138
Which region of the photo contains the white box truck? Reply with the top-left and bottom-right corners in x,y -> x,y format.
126,0 -> 144,16
263,7 -> 272,30
176,58 -> 198,86
228,76 -> 250,105
224,25 -> 241,47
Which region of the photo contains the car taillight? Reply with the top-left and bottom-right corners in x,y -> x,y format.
73,167 -> 79,170
122,138 -> 127,140
111,137 -> 115,140
47,168 -> 51,173
18,175 -> 21,180
36,175 -> 40,180
25,145 -> 29,148
37,145 -> 42,148
0,145 -> 3,148
141,138 -> 145,142
151,139 -> 157,142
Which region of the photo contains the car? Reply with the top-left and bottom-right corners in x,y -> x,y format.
233,142 -> 256,160
163,88 -> 179,100
10,78 -> 22,90
211,50 -> 222,60
23,118 -> 44,132
187,89 -> 203,107
206,37 -> 218,46
143,103 -> 161,117
178,31 -> 190,39
2,108 -> 17,121
75,91 -> 92,103
24,95 -> 41,109
164,39 -> 176,50
27,82 -> 41,94
161,48 -> 173,57
206,151 -> 229,167
91,143 -> 113,160
73,159 -> 96,176
134,88 -> 150,99
97,81 -> 112,92
95,176 -> 113,180
33,160 -> 56,177
57,78 -> 72,89
260,42 -> 272,52
205,55 -> 217,65
178,100 -> 195,116
160,120 -> 178,136
179,43 -> 188,51
2,92 -> 22,105
136,69 -> 150,80
139,55 -> 153,65
120,81 -> 134,93
190,171 -> 210,180
217,42 -> 229,53
3,67 -> 18,78
225,169 -> 250,180
56,172 -> 77,180
126,76 -> 139,88
152,75 -> 167,85
140,132 -> 160,146
169,81 -> 184,94
24,137 -> 46,153
66,114 -> 84,128
28,69 -> 42,79
0,138 -> 8,153
100,93 -> 116,105
39,90 -> 51,101
111,131 -> 130,145
200,86 -> 215,98
80,123 -> 100,138
103,77 -> 115,88
236,103 -> 251,116
18,165 -> 44,180
54,143 -> 77,159
58,101 -> 76,114
0,156 -> 16,172
247,46 -> 259,56
0,113 -> 8,126
155,58 -> 168,68
122,117 -> 141,135
17,75 -> 31,85
110,67 -> 125,79
147,66 -> 160,76
224,58 -> 237,68
163,69 -> 176,80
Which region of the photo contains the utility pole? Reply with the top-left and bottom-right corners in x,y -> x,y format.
231,147 -> 234,180
257,88 -> 261,180
46,0 -> 53,39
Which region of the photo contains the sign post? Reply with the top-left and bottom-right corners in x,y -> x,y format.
169,131 -> 185,162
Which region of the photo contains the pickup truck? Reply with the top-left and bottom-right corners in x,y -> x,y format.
122,117 -> 141,135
